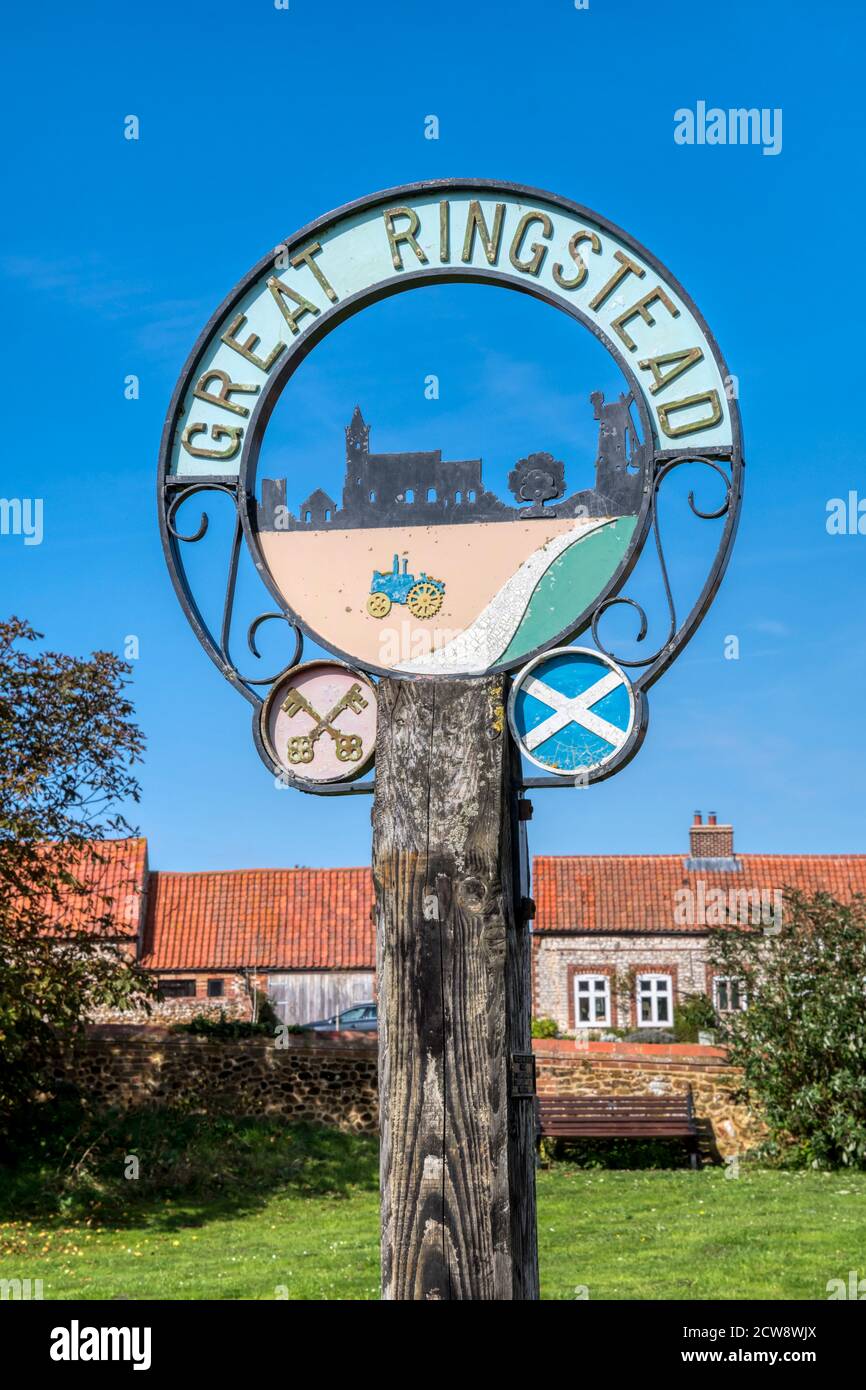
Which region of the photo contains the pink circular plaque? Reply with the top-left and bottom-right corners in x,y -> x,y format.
261,660 -> 377,783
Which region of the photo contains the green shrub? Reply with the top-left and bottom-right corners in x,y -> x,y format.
711,890 -> 866,1169
531,1016 -> 559,1039
673,992 -> 717,1043
254,992 -> 280,1029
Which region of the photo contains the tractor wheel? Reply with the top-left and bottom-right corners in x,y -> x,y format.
366,592 -> 391,618
407,582 -> 443,619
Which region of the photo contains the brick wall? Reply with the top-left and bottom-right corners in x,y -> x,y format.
65,1031 -> 760,1159
66,1028 -> 378,1132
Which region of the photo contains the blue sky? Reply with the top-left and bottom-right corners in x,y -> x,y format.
3,0 -> 865,869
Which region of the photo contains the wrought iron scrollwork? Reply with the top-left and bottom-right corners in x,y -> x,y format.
244,612 -> 302,685
165,481 -> 235,543
590,454 -> 736,690
159,477 -> 303,707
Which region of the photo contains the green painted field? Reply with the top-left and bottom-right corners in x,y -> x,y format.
1,1119 -> 863,1300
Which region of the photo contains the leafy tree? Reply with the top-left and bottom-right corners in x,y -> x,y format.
710,891 -> 866,1168
0,618 -> 153,1135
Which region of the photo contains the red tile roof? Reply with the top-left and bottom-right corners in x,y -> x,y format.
56,841 -> 866,968
534,854 -> 866,934
140,867 -> 375,970
41,838 -> 148,938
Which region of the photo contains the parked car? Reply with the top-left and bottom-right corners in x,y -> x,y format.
298,1002 -> 377,1032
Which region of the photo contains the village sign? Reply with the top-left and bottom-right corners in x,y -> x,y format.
157,178 -> 744,1302
158,179 -> 743,788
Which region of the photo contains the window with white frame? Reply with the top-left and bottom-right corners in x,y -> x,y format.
713,976 -> 747,1013
573,974 -> 610,1027
637,974 -> 672,1026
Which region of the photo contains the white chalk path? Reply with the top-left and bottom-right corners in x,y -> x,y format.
396,516 -> 615,675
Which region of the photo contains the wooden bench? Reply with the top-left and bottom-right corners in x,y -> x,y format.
536,1089 -> 700,1168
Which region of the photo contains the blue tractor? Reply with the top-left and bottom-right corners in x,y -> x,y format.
367,554 -> 446,619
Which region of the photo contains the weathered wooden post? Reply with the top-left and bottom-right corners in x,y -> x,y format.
373,676 -> 538,1300
158,178 -> 743,1305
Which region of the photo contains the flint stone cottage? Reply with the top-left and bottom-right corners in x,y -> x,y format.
532,812 -> 866,1034
52,813 -> 866,1032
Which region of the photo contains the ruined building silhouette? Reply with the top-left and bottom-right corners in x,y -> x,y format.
257,399 -> 645,531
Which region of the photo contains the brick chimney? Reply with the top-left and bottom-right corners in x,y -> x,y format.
689,811 -> 734,860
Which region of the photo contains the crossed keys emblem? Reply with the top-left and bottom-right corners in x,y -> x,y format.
281,681 -> 370,766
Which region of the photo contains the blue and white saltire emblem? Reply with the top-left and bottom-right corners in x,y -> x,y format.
508,646 -> 635,777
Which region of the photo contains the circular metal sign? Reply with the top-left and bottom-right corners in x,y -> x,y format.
159,179 -> 741,687
261,660 -> 377,784
508,646 -> 635,777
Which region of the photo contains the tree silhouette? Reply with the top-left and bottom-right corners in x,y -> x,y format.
508,451 -> 566,517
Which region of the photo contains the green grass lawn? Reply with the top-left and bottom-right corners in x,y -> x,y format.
1,1117 -> 864,1300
